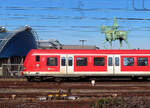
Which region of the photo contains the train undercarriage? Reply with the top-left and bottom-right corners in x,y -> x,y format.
26,75 -> 149,82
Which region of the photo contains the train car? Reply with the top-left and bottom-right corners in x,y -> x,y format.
22,49 -> 150,81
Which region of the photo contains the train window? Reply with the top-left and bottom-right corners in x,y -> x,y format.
47,57 -> 58,66
61,57 -> 66,66
108,57 -> 113,66
76,57 -> 87,66
94,57 -> 105,66
123,57 -> 134,66
137,57 -> 148,66
36,56 -> 40,62
115,57 -> 119,66
68,57 -> 73,66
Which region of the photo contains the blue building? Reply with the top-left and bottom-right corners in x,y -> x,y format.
0,26 -> 38,76
0,25 -> 38,58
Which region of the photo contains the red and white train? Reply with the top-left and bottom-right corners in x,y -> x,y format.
22,49 -> 150,81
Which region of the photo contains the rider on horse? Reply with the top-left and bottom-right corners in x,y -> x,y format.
112,17 -> 118,40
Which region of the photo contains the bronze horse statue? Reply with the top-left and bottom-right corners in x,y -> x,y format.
100,17 -> 129,49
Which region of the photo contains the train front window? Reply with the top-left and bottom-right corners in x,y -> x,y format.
123,57 -> 134,66
47,57 -> 58,66
94,57 -> 105,66
137,57 -> 148,66
61,57 -> 66,66
36,56 -> 40,62
76,57 -> 87,66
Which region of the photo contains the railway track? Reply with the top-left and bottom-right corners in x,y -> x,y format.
0,77 -> 26,81
0,79 -> 150,108
0,80 -> 150,88
0,80 -> 150,97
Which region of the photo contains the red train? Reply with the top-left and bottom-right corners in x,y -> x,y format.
22,49 -> 150,81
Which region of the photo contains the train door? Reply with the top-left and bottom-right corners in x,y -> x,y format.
107,55 -> 120,75
60,55 -> 74,74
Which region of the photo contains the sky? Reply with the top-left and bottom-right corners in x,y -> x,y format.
0,0 -> 150,49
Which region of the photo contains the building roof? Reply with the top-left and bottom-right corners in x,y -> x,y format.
38,39 -> 62,49
62,45 -> 98,49
37,39 -> 98,50
0,26 -> 38,58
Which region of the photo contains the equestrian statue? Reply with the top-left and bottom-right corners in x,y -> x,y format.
100,17 -> 129,49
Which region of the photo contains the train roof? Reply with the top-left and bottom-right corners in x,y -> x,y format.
29,49 -> 150,55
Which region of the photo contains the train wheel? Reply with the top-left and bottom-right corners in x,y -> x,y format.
27,77 -> 42,82
34,77 -> 42,82
132,76 -> 147,81
143,77 -> 148,81
27,77 -> 33,82
69,77 -> 80,81
54,78 -> 63,82
132,76 -> 138,81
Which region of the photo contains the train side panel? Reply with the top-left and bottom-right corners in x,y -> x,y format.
118,55 -> 150,76
23,49 -> 150,78
74,55 -> 107,72
23,51 -> 61,76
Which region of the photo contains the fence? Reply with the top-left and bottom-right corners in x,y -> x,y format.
1,64 -> 23,77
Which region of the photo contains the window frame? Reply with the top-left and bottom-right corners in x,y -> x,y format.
76,57 -> 87,66
137,57 -> 148,66
123,57 -> 134,66
61,57 -> 66,66
108,57 -> 113,66
47,57 -> 58,66
36,55 -> 40,62
93,57 -> 105,66
68,57 -> 73,66
115,57 -> 119,66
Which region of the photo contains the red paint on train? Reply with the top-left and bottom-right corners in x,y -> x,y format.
121,56 -> 150,71
74,55 -> 107,72
22,49 -> 150,79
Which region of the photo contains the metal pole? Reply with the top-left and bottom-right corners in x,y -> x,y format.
79,40 -> 87,46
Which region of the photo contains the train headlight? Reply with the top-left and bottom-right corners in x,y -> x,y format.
23,67 -> 26,70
